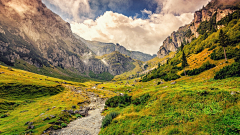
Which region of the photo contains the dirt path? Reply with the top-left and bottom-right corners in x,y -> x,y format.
50,87 -> 108,135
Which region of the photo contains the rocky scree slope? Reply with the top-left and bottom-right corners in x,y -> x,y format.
75,34 -> 156,62
157,0 -> 240,58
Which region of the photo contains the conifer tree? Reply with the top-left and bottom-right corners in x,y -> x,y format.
182,50 -> 188,76
219,29 -> 230,61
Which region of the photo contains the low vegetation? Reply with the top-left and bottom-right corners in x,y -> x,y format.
180,61 -> 216,76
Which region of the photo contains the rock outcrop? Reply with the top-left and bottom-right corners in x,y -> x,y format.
157,0 -> 240,58
75,34 -> 157,62
0,0 -> 138,77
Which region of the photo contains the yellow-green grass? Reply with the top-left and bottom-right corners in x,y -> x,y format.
0,65 -> 116,134
100,76 -> 240,135
145,52 -> 176,70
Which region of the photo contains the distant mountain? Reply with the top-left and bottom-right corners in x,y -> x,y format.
157,0 -> 240,58
0,0 -> 140,80
74,34 -> 157,62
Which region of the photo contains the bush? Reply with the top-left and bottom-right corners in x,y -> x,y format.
102,112 -> 119,128
105,94 -> 132,107
61,123 -> 67,128
132,93 -> 151,105
0,114 -> 8,118
181,61 -> 216,76
214,62 -> 240,79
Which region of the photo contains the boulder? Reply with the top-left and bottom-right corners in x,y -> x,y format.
25,121 -> 29,125
50,115 -> 56,118
28,125 -> 34,129
68,110 -> 74,114
43,117 -> 50,121
171,81 -> 176,85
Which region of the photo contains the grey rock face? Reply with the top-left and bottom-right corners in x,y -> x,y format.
75,34 -> 156,62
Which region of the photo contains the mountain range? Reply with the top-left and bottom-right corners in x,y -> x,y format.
0,0 -> 154,80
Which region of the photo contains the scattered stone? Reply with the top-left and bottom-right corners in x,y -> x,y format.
52,106 -> 56,109
68,110 -> 74,114
142,130 -> 146,133
62,82 -> 67,84
43,117 -> 50,121
171,81 -> 176,85
189,78 -> 192,80
28,125 -> 34,129
101,87 -> 104,89
231,91 -> 236,95
46,108 -> 50,111
163,86 -> 168,88
29,122 -> 33,125
50,115 -> 56,118
0,72 -> 4,74
157,82 -> 163,85
61,110 -> 67,112
72,106 -> 76,109
80,106 -> 83,109
131,84 -> 135,86
40,113 -> 45,116
74,110 -> 80,114
25,121 -> 29,125
120,93 -> 124,96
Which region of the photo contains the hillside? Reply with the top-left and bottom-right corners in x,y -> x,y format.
0,64 -> 117,134
75,34 -> 156,62
96,2 -> 240,135
157,0 -> 240,58
0,0 -> 139,81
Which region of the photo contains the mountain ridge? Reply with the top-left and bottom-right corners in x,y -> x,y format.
157,0 -> 240,58
74,34 -> 157,62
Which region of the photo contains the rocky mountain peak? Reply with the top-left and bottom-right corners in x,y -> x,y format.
157,0 -> 240,58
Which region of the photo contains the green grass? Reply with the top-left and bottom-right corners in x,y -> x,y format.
100,77 -> 240,135
0,65 -> 116,134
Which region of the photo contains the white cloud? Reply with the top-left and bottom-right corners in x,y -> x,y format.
43,0 -> 210,54
71,11 -> 194,55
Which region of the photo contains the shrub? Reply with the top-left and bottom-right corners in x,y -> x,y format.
214,62 -> 240,79
102,112 -> 119,128
0,114 -> 8,118
181,61 -> 216,76
61,123 -> 67,128
105,94 -> 132,107
132,93 -> 151,105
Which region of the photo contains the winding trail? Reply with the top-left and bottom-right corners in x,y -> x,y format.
50,87 -> 109,135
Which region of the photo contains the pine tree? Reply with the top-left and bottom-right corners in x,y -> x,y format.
182,50 -> 188,76
180,42 -> 184,51
219,29 -> 230,61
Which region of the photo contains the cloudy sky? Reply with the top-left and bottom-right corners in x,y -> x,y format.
42,0 -> 210,55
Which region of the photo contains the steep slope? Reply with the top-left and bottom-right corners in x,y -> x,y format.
0,0 -> 139,80
157,0 -> 240,58
96,51 -> 136,76
75,34 -> 157,62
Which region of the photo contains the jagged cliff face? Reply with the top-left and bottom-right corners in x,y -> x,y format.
157,0 -> 240,58
0,0 -> 136,77
75,34 -> 156,62
99,51 -> 136,76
